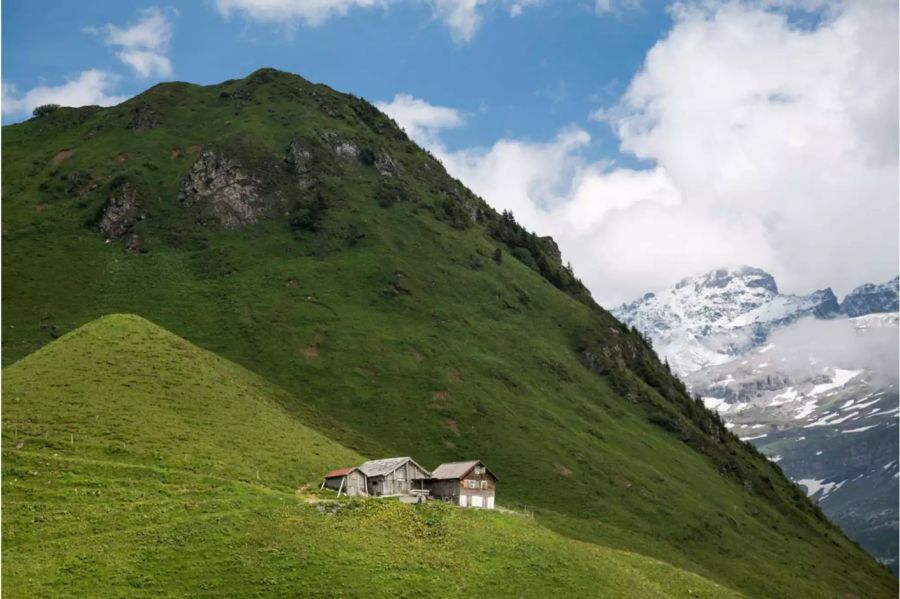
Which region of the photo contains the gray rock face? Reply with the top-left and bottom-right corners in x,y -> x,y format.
99,181 -> 145,240
540,236 -> 563,266
321,130 -> 364,162
318,130 -> 400,176
335,142 -> 358,161
840,277 -> 899,317
320,131 -> 359,161
286,140 -> 316,188
286,140 -> 312,174
444,185 -> 481,224
374,152 -> 401,176
178,150 -> 280,229
128,104 -> 159,131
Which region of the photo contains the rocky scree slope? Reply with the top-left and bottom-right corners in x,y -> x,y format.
2,69 -> 896,597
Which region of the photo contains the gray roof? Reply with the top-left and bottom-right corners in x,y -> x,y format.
431,460 -> 497,480
358,456 -> 430,478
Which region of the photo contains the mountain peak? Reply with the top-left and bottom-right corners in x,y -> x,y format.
840,275 -> 900,317
614,265 -> 839,374
693,265 -> 779,295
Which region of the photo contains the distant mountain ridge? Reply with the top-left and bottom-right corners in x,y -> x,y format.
841,277 -> 900,317
615,266 -> 900,572
613,266 -> 897,374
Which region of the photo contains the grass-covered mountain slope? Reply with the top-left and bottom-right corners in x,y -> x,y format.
2,68 -> 895,596
2,314 -> 741,597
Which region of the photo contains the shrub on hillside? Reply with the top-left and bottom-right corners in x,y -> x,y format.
32,104 -> 60,118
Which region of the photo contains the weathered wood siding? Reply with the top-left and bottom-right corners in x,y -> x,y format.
367,461 -> 429,496
324,470 -> 368,496
424,479 -> 460,502
457,469 -> 495,508
424,466 -> 497,509
345,470 -> 367,496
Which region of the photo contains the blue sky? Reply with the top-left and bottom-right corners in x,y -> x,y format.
2,0 -> 668,157
2,1 -> 897,304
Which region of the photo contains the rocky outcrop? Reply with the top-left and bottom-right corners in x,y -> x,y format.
179,150 -> 281,229
539,236 -> 563,266
99,181 -> 145,241
128,104 -> 159,131
286,140 -> 313,175
334,142 -> 358,161
444,186 -> 481,224
285,140 -> 316,189
320,132 -> 359,161
374,152 -> 400,176
318,130 -> 401,177
840,277 -> 899,317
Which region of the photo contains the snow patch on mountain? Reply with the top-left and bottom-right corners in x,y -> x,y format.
615,266 -> 899,571
612,266 -> 839,374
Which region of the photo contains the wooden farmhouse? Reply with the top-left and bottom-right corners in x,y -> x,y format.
323,467 -> 367,497
321,457 -> 497,508
424,460 -> 498,509
358,457 -> 431,496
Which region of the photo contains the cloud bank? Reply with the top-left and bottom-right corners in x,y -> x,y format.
86,6 -> 175,78
2,70 -> 127,117
374,94 -> 465,145
214,0 -> 572,42
766,315 -> 900,388
378,0 -> 899,306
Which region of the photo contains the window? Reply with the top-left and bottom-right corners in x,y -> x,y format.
467,480 -> 476,489
480,481 -> 488,490
474,466 -> 485,475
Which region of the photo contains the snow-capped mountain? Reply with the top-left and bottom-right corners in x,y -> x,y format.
615,268 -> 900,572
612,266 -> 839,374
841,277 -> 900,317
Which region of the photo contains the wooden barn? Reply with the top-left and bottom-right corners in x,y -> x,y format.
322,467 -> 367,497
424,460 -> 498,509
358,457 -> 431,496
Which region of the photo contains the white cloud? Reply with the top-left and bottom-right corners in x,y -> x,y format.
214,0 -> 543,42
595,0 -> 640,15
432,128 -> 593,227
431,0 -> 487,42
116,50 -> 172,79
87,7 -> 174,78
765,316 -> 899,388
508,0 -> 542,17
599,0 -> 899,300
2,70 -> 127,117
377,0 -> 898,306
215,0 -> 386,27
374,93 -> 464,145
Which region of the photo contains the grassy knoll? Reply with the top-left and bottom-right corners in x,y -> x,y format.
2,314 -> 740,597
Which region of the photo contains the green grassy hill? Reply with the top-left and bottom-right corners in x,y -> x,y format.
2,314 -> 740,597
2,68 -> 895,596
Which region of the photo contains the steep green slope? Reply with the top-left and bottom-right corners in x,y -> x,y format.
2,314 -> 741,597
2,69 -> 895,596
